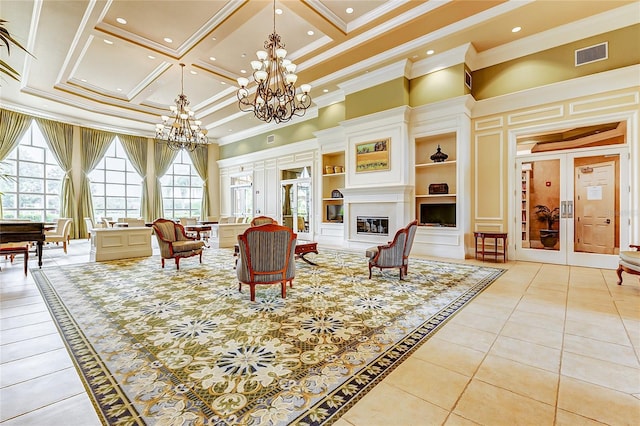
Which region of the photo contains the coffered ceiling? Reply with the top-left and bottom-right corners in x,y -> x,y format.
1,0 -> 636,145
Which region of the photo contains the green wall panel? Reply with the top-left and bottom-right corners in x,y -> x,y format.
472,24 -> 640,100
409,64 -> 466,107
345,78 -> 408,119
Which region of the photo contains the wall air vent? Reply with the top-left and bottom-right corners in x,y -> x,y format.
575,42 -> 608,66
267,134 -> 275,144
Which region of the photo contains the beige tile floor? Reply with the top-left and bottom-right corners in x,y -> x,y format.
1,240 -> 639,425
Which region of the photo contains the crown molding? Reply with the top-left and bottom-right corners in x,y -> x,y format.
313,90 -> 345,109
217,137 -> 318,168
472,64 -> 640,118
338,60 -> 411,95
409,43 -> 474,79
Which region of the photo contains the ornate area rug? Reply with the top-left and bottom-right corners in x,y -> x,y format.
33,248 -> 504,425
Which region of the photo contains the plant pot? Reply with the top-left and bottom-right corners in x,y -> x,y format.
539,229 -> 559,249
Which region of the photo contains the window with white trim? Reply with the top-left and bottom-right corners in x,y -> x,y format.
160,150 -> 203,219
0,122 -> 63,221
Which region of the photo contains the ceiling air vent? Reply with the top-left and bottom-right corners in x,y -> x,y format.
575,42 -> 608,66
267,134 -> 275,144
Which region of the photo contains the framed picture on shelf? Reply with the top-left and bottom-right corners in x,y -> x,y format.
355,138 -> 390,173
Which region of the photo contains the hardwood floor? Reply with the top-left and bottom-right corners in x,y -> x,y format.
1,240 -> 639,425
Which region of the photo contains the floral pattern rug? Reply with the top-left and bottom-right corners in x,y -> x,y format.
32,248 -> 504,425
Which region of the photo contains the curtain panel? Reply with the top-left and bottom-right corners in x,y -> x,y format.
0,109 -> 33,218
35,118 -> 77,237
78,128 -> 115,238
188,145 -> 210,221
119,135 -> 150,221
151,142 -> 178,221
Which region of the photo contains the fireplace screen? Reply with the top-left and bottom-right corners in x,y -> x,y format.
357,216 -> 389,235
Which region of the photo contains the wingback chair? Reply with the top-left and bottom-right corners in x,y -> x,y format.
366,226 -> 408,279
250,216 -> 277,226
236,223 -> 297,301
402,220 -> 418,278
152,218 -> 205,269
617,244 -> 640,285
45,218 -> 72,253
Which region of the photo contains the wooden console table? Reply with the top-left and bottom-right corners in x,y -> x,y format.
474,232 -> 507,262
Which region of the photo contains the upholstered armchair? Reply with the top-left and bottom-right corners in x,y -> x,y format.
152,218 -> 205,269
617,244 -> 640,285
250,216 -> 277,226
45,218 -> 72,253
366,226 -> 408,279
236,223 -> 297,301
402,220 -> 418,278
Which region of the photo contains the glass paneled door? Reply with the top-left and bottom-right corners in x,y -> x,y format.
515,147 -> 628,268
281,167 -> 311,241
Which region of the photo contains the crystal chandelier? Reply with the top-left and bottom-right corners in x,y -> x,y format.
236,0 -> 311,124
155,63 -> 208,151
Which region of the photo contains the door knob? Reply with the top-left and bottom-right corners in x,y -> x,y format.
605,218 -> 611,224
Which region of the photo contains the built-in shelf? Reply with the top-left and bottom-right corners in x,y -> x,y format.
322,151 -> 345,223
415,133 -> 457,227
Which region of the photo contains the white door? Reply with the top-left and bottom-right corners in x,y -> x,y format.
515,147 -> 627,268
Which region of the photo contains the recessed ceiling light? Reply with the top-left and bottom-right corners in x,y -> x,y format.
512,26 -> 521,33
323,89 -> 329,93
346,7 -> 354,14
190,70 -> 197,75
307,30 -> 314,36
426,49 -> 435,55
228,129 -> 233,132
221,81 -> 226,85
209,56 -> 216,61
81,79 -> 87,82
240,69 -> 247,74
148,55 -> 155,59
116,88 -> 122,91
412,55 -> 419,59
116,17 -> 127,25
241,53 -> 247,58
211,37 -> 217,41
104,39 -> 113,45
164,37 -> 173,43
275,8 -> 283,15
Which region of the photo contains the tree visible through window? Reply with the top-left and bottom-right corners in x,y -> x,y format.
89,137 -> 142,220
0,122 -> 63,221
161,150 -> 203,219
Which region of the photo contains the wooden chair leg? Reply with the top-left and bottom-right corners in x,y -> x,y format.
281,281 -> 286,298
368,264 -> 373,279
161,258 -> 165,268
175,258 -> 180,270
63,241 -> 67,254
617,265 -> 624,284
250,284 -> 256,302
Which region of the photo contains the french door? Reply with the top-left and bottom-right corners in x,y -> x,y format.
515,146 -> 628,268
281,178 -> 311,241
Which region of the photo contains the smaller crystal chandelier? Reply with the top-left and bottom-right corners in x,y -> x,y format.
236,0 -> 311,124
155,63 -> 208,151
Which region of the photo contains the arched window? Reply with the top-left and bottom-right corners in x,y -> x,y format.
160,150 -> 203,219
88,137 -> 142,220
0,122 -> 63,221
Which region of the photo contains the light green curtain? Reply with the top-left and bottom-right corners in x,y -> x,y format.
35,118 -> 77,236
0,109 -> 32,161
1,110 -> 33,218
78,128 -> 115,238
188,145 -> 210,221
120,135 -> 150,221
151,141 -> 178,221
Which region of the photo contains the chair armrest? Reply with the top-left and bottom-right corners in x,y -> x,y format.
630,245 -> 640,251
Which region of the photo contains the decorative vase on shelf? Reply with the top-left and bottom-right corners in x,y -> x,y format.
430,145 -> 448,163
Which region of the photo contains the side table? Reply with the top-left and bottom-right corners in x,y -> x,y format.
474,232 -> 507,262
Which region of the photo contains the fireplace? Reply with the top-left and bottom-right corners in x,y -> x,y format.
357,216 -> 389,235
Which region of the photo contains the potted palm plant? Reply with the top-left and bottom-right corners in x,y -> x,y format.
535,204 -> 560,249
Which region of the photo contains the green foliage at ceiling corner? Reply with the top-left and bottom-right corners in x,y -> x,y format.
0,18 -> 32,83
